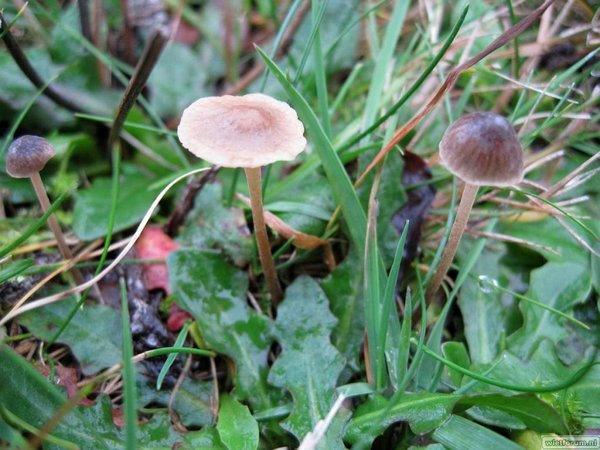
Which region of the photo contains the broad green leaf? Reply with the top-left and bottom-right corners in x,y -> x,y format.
320,251 -> 364,373
147,42 -> 210,119
442,341 -> 470,388
497,218 -> 589,266
458,394 -> 566,433
508,262 -> 591,358
73,166 -> 160,240
458,250 -> 506,364
345,393 -> 461,447
168,249 -> 273,409
182,427 -> 227,449
178,183 -> 253,267
19,297 -> 122,375
268,276 -> 345,442
0,345 -> 116,448
217,394 -> 259,450
467,340 -> 579,395
137,375 -> 215,428
465,406 -> 526,430
432,415 -> 524,450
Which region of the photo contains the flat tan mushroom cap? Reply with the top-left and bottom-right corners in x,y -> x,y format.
177,93 -> 307,168
439,112 -> 524,187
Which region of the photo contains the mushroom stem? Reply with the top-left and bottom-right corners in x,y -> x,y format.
244,167 -> 283,303
426,183 -> 479,301
30,172 -> 85,285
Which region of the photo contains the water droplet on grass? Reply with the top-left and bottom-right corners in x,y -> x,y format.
478,275 -> 499,293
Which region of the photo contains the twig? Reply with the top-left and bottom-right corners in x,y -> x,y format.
107,26 -> 169,152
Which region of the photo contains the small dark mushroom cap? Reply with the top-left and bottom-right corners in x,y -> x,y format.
6,135 -> 56,178
439,112 -> 524,187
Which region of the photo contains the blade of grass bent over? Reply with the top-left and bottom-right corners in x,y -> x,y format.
47,147 -> 122,347
0,193 -> 67,259
257,46 -> 367,253
0,167 -> 209,325
157,322 -> 190,390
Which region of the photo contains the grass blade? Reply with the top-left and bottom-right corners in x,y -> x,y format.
361,0 -> 409,140
378,221 -> 409,388
0,192 -> 68,259
120,277 -> 137,450
156,322 -> 190,390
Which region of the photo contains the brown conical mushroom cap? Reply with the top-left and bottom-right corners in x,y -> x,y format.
439,112 -> 524,187
177,93 -> 307,168
6,135 -> 56,178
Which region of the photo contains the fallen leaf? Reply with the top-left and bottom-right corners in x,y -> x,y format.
135,226 -> 181,293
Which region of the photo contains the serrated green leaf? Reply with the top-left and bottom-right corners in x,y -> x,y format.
73,167 -> 159,240
217,394 -> 259,450
19,297 -> 122,375
268,276 -> 345,442
432,415 -> 524,450
508,262 -> 591,358
168,249 -> 273,409
178,183 -> 253,267
345,392 -> 461,447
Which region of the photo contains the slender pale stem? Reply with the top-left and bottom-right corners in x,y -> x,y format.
30,172 -> 85,285
244,167 -> 283,303
426,183 -> 479,301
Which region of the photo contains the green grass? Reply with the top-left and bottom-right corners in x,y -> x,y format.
0,1 -> 598,448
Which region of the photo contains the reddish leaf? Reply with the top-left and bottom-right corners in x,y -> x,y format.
167,304 -> 193,332
37,365 -> 94,406
135,226 -> 181,293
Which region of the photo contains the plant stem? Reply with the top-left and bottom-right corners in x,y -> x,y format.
30,172 -> 85,285
426,183 -> 479,301
244,167 -> 283,303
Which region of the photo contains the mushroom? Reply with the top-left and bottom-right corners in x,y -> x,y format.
426,112 -> 524,300
6,135 -> 85,285
177,93 -> 307,303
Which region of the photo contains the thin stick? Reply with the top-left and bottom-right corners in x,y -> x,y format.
244,167 -> 283,303
426,183 -> 479,300
107,27 -> 169,152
